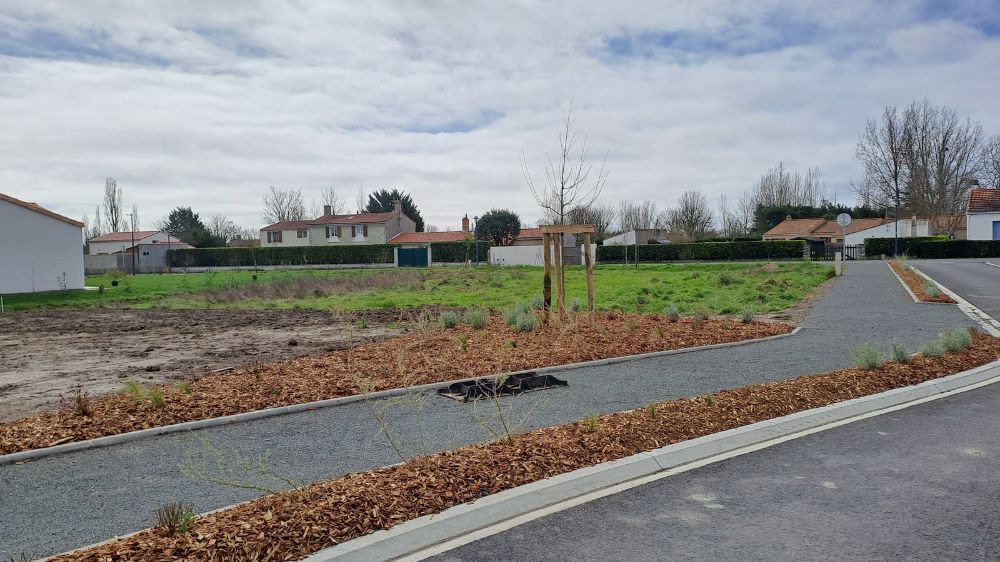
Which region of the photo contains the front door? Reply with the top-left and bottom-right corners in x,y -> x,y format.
993,220 -> 1000,241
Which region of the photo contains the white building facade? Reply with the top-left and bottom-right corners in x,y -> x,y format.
0,193 -> 85,294
966,188 -> 1000,240
844,219 -> 929,247
88,230 -> 171,255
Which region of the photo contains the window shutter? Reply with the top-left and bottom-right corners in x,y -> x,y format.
325,227 -> 330,238
352,226 -> 357,238
363,225 -> 368,237
336,226 -> 342,237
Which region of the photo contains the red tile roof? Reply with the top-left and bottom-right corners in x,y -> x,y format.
517,227 -> 543,239
764,217 -> 889,238
89,230 -> 160,242
968,188 -> 1000,213
388,231 -> 472,244
308,211 -> 398,225
0,192 -> 84,228
762,218 -> 826,237
260,220 -> 312,232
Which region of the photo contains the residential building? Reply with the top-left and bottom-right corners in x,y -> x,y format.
966,188 -> 1000,240
88,230 -> 172,255
763,217 -> 890,245
603,229 -> 675,246
843,217 -> 930,246
260,200 -> 416,247
0,192 -> 84,294
85,241 -> 195,275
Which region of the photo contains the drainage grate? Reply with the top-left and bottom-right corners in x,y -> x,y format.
436,372 -> 568,402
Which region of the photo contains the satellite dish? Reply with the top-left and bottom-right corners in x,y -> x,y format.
836,213 -> 852,227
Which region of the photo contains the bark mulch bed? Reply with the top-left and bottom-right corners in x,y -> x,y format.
889,261 -> 955,303
0,313 -> 791,455
53,331 -> 1000,561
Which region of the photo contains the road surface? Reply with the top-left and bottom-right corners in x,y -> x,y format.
915,259 -> 1000,321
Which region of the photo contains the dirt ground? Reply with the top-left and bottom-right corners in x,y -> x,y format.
0,309 -> 406,422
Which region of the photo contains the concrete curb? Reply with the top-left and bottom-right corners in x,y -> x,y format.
886,262 -> 951,305
0,327 -> 800,467
306,358 -> 1000,562
910,265 -> 1000,337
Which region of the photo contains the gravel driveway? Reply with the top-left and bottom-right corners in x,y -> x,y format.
0,261 -> 976,559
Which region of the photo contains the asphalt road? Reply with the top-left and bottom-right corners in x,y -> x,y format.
914,259 -> 1000,320
433,381 -> 1000,562
0,261 -> 978,559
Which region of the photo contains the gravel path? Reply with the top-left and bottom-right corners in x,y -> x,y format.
0,261 -> 976,559
435,372 -> 1000,561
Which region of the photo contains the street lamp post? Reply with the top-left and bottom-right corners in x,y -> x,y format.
127,213 -> 137,275
473,215 -> 479,265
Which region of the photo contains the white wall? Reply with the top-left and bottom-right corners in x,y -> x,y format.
260,229 -> 311,247
489,244 -> 594,266
967,213 -> 1000,240
89,232 -> 170,254
844,220 -> 929,246
0,199 -> 84,294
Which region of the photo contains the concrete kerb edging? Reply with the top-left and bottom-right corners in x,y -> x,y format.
307,358 -> 1000,562
886,262 -> 951,305
0,327 -> 802,467
910,265 -> 1000,337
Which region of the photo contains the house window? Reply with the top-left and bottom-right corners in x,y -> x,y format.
326,226 -> 342,239
296,230 -> 307,238
352,225 -> 368,238
267,231 -> 283,243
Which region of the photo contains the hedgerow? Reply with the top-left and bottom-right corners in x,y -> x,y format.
596,240 -> 805,263
167,246 -> 395,267
864,237 -> 1000,259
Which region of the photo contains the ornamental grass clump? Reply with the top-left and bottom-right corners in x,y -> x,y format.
463,308 -> 487,329
740,308 -> 755,324
922,281 -> 942,298
664,306 -> 679,323
514,312 -> 537,333
569,298 -> 582,312
440,311 -> 459,329
941,329 -> 972,353
890,341 -> 911,364
852,343 -> 883,370
920,339 -> 945,358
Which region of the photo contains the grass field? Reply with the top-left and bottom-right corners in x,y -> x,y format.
2,262 -> 834,315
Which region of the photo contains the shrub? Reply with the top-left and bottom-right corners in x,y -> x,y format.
920,339 -> 945,358
941,329 -> 972,352
62,388 -> 93,417
569,298 -> 582,312
664,306 -> 679,323
503,307 -> 520,327
457,334 -> 468,351
429,240 -> 492,263
440,311 -> 459,329
530,295 -> 544,310
514,312 -> 537,333
596,240 -> 805,263
852,343 -> 883,370
922,281 -> 941,298
740,308 -> 755,324
890,342 -> 911,364
168,245 -> 396,267
863,237 -> 1000,259
694,308 -> 711,321
463,308 -> 487,329
156,502 -> 195,536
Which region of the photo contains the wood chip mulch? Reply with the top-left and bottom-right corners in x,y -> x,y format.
889,261 -> 956,303
0,314 -> 790,455
51,331 -> 1000,561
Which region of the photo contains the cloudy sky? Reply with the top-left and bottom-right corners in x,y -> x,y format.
1,0 -> 999,231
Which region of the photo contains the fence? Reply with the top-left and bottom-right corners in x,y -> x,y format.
810,244 -> 865,261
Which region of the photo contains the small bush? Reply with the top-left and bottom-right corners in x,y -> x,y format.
62,388 -> 93,417
569,298 -> 582,312
920,339 -> 945,358
694,308 -> 711,321
156,502 -> 195,536
457,334 -> 468,351
852,343 -> 883,370
941,329 -> 972,352
922,281 -> 941,298
440,311 -> 459,329
463,308 -> 487,329
503,307 -> 519,327
890,342 -> 911,364
740,308 -> 755,324
514,312 -> 537,333
530,295 -> 544,310
664,306 -> 679,323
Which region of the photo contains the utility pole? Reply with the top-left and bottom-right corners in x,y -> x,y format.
127,213 -> 137,275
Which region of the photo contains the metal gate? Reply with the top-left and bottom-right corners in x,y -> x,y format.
397,247 -> 428,267
811,244 -> 864,261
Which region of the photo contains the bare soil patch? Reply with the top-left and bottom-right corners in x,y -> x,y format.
0,309 -> 403,422
53,331 -> 1000,561
889,261 -> 955,303
0,314 -> 791,454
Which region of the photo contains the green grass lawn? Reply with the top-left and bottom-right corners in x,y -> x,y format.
1,262 -> 834,315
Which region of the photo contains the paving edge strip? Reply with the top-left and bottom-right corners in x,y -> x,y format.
305,358 -> 1000,562
0,327 -> 801,467
910,265 -> 1000,337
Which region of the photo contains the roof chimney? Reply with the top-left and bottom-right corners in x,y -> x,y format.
462,214 -> 470,231
323,204 -> 332,216
393,199 -> 402,214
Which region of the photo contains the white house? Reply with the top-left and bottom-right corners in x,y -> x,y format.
966,188 -> 1000,240
260,201 -> 417,248
0,192 -> 84,294
603,229 -> 674,246
844,217 -> 929,246
88,230 -> 171,254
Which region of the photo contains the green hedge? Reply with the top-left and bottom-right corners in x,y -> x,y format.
430,241 -> 492,263
596,240 -> 805,263
692,236 -> 764,243
167,245 -> 395,267
863,236 -> 949,257
865,238 -> 1000,259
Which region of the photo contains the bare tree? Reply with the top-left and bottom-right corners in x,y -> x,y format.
103,177 -> 125,232
615,199 -> 661,232
667,190 -> 713,240
735,191 -> 756,234
84,206 -> 104,240
854,105 -> 909,211
314,186 -> 346,216
750,163 -> 825,208
566,202 -> 615,240
424,224 -> 440,232
261,186 -> 307,224
980,134 -> 1000,189
208,215 -> 244,244
522,104 -> 608,226
130,203 -> 140,231
717,194 -> 745,239
354,186 -> 367,214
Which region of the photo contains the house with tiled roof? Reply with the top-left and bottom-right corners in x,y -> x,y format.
966,187 -> 1000,240
764,216 -> 937,249
88,230 -> 172,255
1,192 -> 84,294
259,200 -> 416,247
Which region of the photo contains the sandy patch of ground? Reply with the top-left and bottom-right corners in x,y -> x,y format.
0,309 -> 403,422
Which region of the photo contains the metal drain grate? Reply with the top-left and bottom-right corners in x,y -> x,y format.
436,372 -> 567,402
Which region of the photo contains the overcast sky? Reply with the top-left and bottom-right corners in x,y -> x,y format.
1,1 -> 999,231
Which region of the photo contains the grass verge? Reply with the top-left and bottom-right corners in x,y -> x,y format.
52,330 -> 999,561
